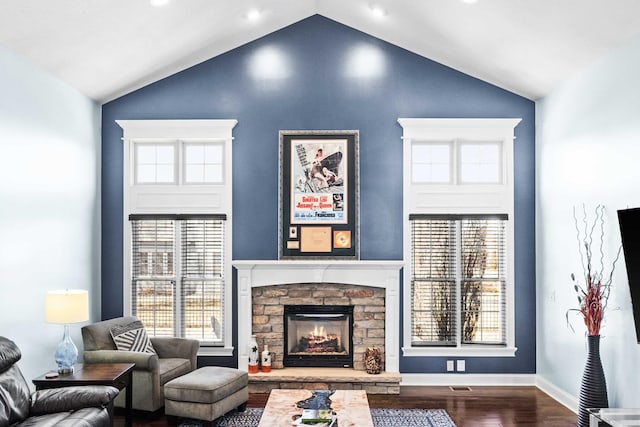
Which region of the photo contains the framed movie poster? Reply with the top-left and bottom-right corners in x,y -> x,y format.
279,130 -> 359,259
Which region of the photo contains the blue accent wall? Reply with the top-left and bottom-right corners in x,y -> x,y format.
102,15 -> 536,373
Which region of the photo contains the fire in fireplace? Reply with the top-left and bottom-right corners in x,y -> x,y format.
283,305 -> 354,368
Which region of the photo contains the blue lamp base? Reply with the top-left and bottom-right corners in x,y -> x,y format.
54,324 -> 78,374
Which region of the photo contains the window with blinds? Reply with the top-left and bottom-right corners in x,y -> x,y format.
410,215 -> 507,347
130,214 -> 226,345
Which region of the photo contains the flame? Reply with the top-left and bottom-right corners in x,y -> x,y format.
312,324 -> 327,338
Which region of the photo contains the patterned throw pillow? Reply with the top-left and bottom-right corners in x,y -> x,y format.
110,320 -> 156,354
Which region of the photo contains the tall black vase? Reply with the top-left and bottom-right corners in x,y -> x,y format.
578,335 -> 608,427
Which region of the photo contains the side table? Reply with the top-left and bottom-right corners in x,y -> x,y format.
588,408 -> 640,426
33,363 -> 134,427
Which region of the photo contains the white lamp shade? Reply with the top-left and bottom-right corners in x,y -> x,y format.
45,289 -> 89,324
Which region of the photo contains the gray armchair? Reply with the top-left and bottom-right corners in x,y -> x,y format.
81,316 -> 198,412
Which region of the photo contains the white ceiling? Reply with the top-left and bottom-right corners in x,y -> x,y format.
1,0 -> 639,103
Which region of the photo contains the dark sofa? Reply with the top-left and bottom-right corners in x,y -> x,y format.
0,336 -> 119,427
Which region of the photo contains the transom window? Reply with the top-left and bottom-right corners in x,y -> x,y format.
135,143 -> 176,184
184,143 -> 224,183
411,140 -> 502,184
459,142 -> 502,184
133,141 -> 225,185
412,142 -> 451,183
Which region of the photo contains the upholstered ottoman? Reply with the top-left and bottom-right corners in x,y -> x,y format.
164,366 -> 248,425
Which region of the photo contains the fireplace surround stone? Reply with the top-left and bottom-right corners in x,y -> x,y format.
255,284 -> 380,370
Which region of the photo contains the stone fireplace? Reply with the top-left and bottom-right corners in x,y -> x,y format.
253,284 -> 379,370
233,261 -> 403,374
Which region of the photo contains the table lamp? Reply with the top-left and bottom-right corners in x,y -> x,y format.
45,289 -> 89,374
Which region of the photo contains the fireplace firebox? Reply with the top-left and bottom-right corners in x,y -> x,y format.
283,305 -> 354,368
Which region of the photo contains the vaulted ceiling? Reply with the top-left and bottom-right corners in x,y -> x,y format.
1,0 -> 639,103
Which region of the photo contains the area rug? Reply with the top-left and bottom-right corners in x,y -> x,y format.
179,407 -> 456,427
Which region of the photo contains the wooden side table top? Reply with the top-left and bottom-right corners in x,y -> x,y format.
32,363 -> 135,389
258,389 -> 373,427
33,363 -> 135,427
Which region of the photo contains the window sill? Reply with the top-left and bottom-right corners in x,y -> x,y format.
402,346 -> 517,358
197,346 -> 234,357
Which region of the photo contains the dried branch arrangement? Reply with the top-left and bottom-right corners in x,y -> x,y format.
567,205 -> 622,336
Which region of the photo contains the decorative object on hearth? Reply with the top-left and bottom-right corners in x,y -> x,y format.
566,205 -> 622,427
248,335 -> 259,374
364,347 -> 382,374
45,289 -> 89,374
261,345 -> 272,373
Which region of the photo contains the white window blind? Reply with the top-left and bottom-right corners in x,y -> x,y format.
130,214 -> 226,345
410,214 -> 507,347
131,217 -> 176,337
181,217 -> 225,343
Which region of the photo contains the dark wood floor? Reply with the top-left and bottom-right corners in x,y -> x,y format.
116,386 -> 577,427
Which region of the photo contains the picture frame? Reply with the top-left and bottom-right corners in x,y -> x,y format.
279,130 -> 359,259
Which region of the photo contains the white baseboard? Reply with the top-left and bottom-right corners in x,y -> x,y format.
400,373 -> 536,386
535,375 -> 579,414
400,373 -> 578,414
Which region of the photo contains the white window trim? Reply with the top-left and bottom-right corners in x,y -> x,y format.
117,119 -> 237,357
398,118 -> 520,358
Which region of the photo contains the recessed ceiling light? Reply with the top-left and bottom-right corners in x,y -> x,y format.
461,0 -> 479,4
246,9 -> 261,21
370,5 -> 388,18
149,0 -> 170,7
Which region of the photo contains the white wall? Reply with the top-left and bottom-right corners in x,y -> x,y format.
0,45 -> 101,385
537,33 -> 640,409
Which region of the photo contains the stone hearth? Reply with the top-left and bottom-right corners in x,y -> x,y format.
248,367 -> 401,394
233,261 -> 403,377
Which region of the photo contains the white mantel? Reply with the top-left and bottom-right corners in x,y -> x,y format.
233,260 -> 403,373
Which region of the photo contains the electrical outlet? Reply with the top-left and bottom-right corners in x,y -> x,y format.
446,360 -> 454,372
456,360 -> 466,372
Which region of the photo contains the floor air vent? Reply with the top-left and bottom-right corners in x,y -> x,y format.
449,386 -> 472,392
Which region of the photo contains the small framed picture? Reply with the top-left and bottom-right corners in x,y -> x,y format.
300,227 -> 332,253
333,230 -> 351,249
